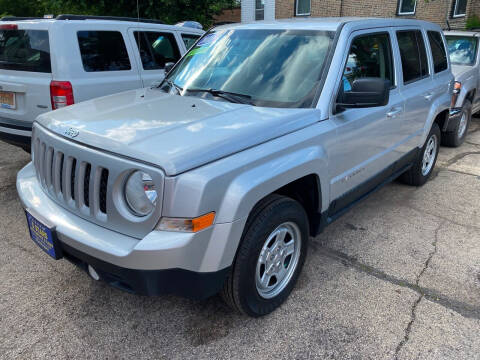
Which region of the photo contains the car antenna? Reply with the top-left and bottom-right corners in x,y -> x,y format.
446,19 -> 451,31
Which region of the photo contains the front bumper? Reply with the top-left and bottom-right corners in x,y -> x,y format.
17,162 -> 246,299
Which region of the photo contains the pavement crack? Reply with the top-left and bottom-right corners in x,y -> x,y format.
415,223 -> 441,286
315,246 -> 480,320
394,294 -> 423,360
443,151 -> 480,168
393,224 -> 442,358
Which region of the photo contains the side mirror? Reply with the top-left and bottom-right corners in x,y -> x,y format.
164,62 -> 175,74
337,78 -> 391,111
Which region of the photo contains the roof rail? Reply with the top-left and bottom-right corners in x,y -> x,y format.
55,14 -> 165,25
175,21 -> 203,30
1,16 -> 47,21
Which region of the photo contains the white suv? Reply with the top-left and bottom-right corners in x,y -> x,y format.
0,15 -> 204,150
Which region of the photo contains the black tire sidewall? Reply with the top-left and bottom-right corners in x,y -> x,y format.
416,123 -> 441,184
234,198 -> 309,317
455,100 -> 472,145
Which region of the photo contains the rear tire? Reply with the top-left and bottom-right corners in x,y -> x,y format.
221,195 -> 309,317
400,122 -> 440,186
442,100 -> 471,147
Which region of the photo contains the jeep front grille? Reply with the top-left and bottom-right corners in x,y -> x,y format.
33,139 -> 110,219
31,123 -> 164,239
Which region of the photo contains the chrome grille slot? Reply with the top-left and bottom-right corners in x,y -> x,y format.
31,124 -> 164,239
99,169 -> 108,214
32,142 -> 110,220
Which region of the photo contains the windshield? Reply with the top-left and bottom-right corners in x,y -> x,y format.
165,29 -> 335,108
446,35 -> 478,66
0,29 -> 51,73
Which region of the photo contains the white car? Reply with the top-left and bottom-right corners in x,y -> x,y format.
0,15 -> 204,150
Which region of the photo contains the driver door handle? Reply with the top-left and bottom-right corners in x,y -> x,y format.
387,107 -> 403,118
424,93 -> 434,101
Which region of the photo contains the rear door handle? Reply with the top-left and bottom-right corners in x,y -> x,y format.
424,93 -> 434,101
387,107 -> 403,118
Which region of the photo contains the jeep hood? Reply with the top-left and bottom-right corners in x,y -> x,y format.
36,88 -> 321,175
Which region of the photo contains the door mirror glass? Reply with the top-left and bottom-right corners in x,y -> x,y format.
164,62 -> 175,74
338,77 -> 391,109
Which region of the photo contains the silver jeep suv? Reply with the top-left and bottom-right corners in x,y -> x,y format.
17,18 -> 454,317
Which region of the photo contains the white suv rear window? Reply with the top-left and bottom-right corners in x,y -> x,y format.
0,29 -> 51,73
77,31 -> 131,72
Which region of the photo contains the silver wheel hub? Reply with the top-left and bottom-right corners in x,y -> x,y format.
421,134 -> 437,176
458,112 -> 467,139
255,222 -> 301,299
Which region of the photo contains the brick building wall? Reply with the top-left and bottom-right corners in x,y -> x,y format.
214,7 -> 241,24
270,0 -> 480,29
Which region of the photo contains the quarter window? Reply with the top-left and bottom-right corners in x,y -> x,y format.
453,0 -> 468,17
396,30 -> 429,84
296,0 -> 311,16
77,31 -> 131,72
134,31 -> 180,70
427,31 -> 448,73
342,33 -> 394,93
181,34 -> 200,50
397,0 -> 417,15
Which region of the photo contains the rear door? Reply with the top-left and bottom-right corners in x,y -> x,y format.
66,26 -> 142,103
128,28 -> 182,87
395,28 -> 433,149
0,21 -> 53,137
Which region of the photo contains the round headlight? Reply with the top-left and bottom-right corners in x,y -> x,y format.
125,171 -> 157,216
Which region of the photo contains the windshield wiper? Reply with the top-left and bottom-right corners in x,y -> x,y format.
184,88 -> 253,105
157,78 -> 183,94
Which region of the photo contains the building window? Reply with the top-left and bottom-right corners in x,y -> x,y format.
397,0 -> 417,15
296,0 -> 311,16
255,0 -> 264,20
453,0 -> 468,17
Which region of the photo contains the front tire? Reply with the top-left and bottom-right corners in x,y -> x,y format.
221,195 -> 309,317
443,100 -> 471,147
400,122 -> 440,186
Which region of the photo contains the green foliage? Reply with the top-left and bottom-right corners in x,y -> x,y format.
0,0 -> 237,27
466,15 -> 480,30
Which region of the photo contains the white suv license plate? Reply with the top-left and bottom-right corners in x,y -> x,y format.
0,91 -> 16,110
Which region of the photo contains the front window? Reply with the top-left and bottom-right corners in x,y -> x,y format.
296,0 -> 311,16
0,29 -> 51,73
164,29 -> 335,108
446,35 -> 478,66
397,0 -> 417,15
453,0 -> 467,17
134,31 -> 180,70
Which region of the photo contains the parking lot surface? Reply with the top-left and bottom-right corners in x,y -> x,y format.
1,119 -> 479,360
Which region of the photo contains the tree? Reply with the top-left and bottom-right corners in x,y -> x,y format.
0,0 -> 238,27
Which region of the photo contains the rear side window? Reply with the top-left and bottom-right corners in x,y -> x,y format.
77,31 -> 131,72
181,34 -> 200,50
427,31 -> 448,73
0,29 -> 51,73
397,30 -> 429,84
342,32 -> 394,92
134,31 -> 180,70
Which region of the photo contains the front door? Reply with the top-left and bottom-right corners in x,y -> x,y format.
128,29 -> 182,88
329,29 -> 405,216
